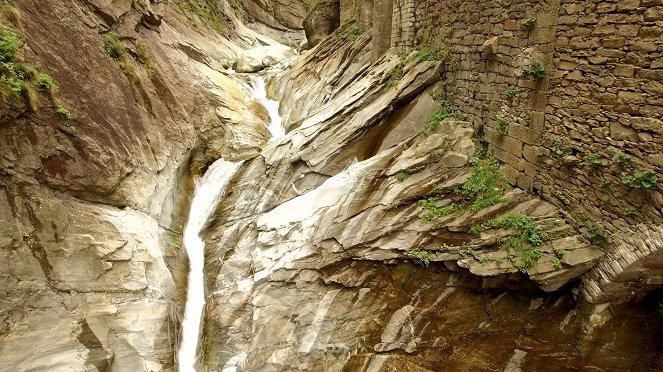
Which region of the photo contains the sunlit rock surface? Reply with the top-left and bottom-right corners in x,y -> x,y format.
200,31 -> 662,370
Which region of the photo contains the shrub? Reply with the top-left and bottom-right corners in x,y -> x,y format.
622,169 -> 658,190
613,151 -> 632,166
496,117 -> 509,135
424,98 -> 454,132
56,105 -> 72,120
103,31 -> 126,60
0,26 -> 19,63
396,171 -> 408,182
385,64 -> 404,88
505,87 -> 517,101
473,213 -> 543,271
35,73 -> 57,91
624,206 -> 640,217
336,25 -> 359,43
522,17 -> 537,30
136,41 -> 154,71
458,159 -> 510,211
553,140 -> 570,156
418,197 -> 458,223
554,190 -> 570,205
585,152 -> 604,167
524,62 -> 545,79
585,225 -> 608,245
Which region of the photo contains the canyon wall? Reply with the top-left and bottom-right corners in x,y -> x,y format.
0,0 -> 276,370
344,0 -> 663,303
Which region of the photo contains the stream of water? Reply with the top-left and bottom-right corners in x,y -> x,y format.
177,76 -> 283,372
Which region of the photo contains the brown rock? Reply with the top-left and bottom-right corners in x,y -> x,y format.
303,0 -> 341,48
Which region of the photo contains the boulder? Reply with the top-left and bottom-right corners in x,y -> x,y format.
234,45 -> 298,73
303,0 -> 341,48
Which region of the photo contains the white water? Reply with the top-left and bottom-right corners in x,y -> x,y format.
178,76 -> 283,372
247,77 -> 285,139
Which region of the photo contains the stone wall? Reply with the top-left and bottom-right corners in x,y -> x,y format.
342,0 -> 663,302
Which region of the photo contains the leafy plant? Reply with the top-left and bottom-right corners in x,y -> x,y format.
458,158 -> 510,212
35,73 -> 57,91
622,169 -> 658,190
409,248 -> 437,267
585,152 -> 604,167
522,17 -> 537,30
496,117 -> 509,135
385,64 -> 404,88
424,98 -> 454,133
554,190 -> 570,205
553,140 -> 570,156
585,225 -> 608,245
336,24 -> 359,43
524,61 -> 545,80
396,171 -> 408,182
474,213 -> 543,271
505,87 -> 518,101
624,206 -> 640,217
0,26 -> 19,63
418,197 -> 459,223
613,151 -> 632,166
600,177 -> 611,188
56,105 -> 72,120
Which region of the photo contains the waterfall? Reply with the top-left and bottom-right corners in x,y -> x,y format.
178,76 -> 283,372
178,159 -> 244,372
247,77 -> 284,139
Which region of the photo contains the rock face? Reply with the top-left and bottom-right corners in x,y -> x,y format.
199,32 -> 663,370
0,0 -> 274,370
303,0 -> 341,48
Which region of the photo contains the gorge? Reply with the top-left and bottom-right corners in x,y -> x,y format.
0,0 -> 662,371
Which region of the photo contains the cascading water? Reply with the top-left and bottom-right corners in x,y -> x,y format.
178,75 -> 283,372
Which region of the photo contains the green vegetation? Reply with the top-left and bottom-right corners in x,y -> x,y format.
103,32 -> 126,60
613,151 -> 632,166
552,249 -> 565,270
458,158 -> 510,212
175,0 -> 228,34
522,17 -> 537,30
0,24 -> 62,113
409,248 -> 437,267
658,303 -> 663,318
553,140 -> 570,156
418,197 -> 459,223
103,33 -> 155,83
585,152 -> 604,167
472,213 -> 543,272
622,169 -> 658,190
136,41 -> 154,71
496,117 -> 509,135
1,1 -> 22,30
336,24 -> 359,43
585,224 -> 608,245
600,177 -> 611,188
56,105 -> 72,120
35,73 -> 57,91
396,171 -> 409,182
505,87 -> 517,101
554,190 -> 570,205
524,61 -> 545,80
0,26 -> 18,62
385,63 -> 404,88
624,206 -> 640,217
424,96 -> 454,133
